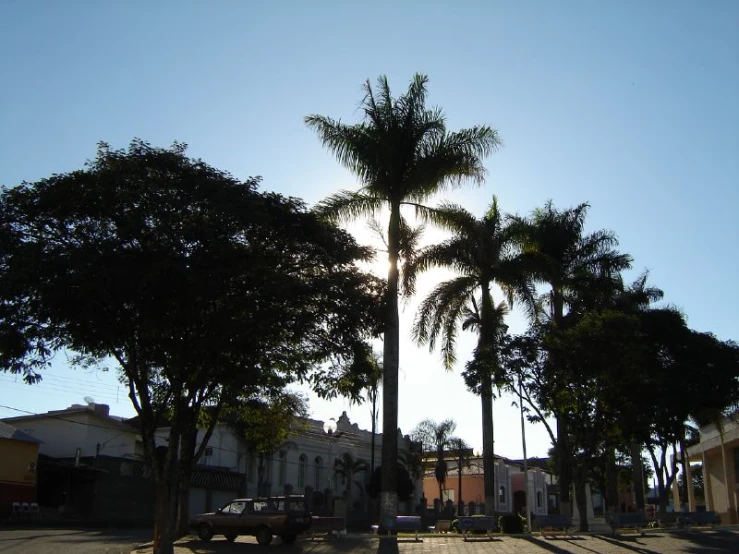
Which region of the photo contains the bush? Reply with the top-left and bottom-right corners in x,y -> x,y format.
498,513 -> 526,534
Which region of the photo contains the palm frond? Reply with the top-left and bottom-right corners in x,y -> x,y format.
413,277 -> 477,369
313,189 -> 385,223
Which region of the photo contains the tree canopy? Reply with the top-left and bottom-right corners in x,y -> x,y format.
0,139 -> 383,553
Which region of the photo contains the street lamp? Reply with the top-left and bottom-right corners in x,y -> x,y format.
323,418 -> 340,490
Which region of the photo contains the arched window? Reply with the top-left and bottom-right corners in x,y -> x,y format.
314,457 -> 323,489
536,490 -> 543,509
278,451 -> 287,485
298,454 -> 307,488
499,485 -> 506,504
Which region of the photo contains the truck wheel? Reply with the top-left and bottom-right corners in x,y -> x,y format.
256,526 -> 273,546
198,523 -> 214,541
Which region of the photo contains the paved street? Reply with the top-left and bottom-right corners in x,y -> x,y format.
153,529 -> 739,554
0,527 -> 150,554
2,528 -> 738,554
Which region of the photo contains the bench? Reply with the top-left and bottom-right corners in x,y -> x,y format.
535,514 -> 573,537
458,516 -> 497,540
655,511 -> 679,528
378,515 -> 423,540
434,519 -> 452,533
678,511 -> 720,530
309,516 -> 345,540
608,513 -> 647,536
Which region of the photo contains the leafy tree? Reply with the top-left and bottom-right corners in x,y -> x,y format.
410,198 -> 535,515
412,418 -> 457,505
366,465 -> 415,502
228,392 -> 309,497
0,140 -> 382,554
511,201 -> 631,511
306,73 -> 499,519
545,309 -> 646,530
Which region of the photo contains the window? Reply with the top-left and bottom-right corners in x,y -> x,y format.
298,454 -> 307,488
221,501 -> 245,514
314,456 -> 323,489
499,485 -> 506,504
536,491 -> 543,509
278,451 -> 287,486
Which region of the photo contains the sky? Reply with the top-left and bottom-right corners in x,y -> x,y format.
0,0 -> 737,461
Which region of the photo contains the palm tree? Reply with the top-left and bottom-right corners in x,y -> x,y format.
306,74 -> 500,519
333,452 -> 370,500
512,201 -> 631,512
410,198 -> 535,516
449,437 -> 472,513
412,418 -> 457,507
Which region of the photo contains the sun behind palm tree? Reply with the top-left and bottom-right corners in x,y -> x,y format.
306,73 -> 500,520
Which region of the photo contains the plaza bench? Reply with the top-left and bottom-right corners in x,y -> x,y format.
434,519 -> 452,533
608,513 -> 647,536
678,511 -> 720,530
535,514 -> 573,536
655,511 -> 679,528
377,515 -> 423,540
309,516 -> 345,540
458,515 -> 497,540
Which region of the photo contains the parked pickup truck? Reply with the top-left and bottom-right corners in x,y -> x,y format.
190,496 -> 312,546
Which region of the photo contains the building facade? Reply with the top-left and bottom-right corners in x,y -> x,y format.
682,414 -> 739,524
0,421 -> 41,518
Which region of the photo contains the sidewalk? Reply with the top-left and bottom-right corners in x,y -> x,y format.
132,527 -> 739,554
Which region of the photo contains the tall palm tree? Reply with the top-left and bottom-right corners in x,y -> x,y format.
512,201 -> 631,512
306,74 -> 500,519
410,198 -> 535,516
412,418 -> 457,506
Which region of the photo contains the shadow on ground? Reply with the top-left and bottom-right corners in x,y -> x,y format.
592,531 -> 739,554
147,535 -> 378,553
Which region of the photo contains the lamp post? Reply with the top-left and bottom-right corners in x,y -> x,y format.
323,418 -> 339,491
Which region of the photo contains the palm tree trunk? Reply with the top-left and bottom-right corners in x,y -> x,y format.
552,290 -> 572,514
519,376 -> 532,531
481,373 -> 496,517
479,286 -> 497,518
458,462 -> 463,515
370,392 -> 377,472
380,202 -> 401,522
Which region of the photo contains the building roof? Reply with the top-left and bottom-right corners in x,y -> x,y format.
0,420 -> 42,444
2,403 -> 139,434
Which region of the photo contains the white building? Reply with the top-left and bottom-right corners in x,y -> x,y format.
3,402 -> 141,460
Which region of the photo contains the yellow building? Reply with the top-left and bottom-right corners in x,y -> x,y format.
0,421 -> 41,518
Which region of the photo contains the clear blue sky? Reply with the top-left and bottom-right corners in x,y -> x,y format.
1,0 -> 737,459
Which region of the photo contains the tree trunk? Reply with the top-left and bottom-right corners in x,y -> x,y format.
175,421 -> 198,538
380,202 -> 401,522
370,394 -> 377,473
458,462 -> 463,515
605,445 -> 618,517
630,442 -> 645,511
153,424 -> 182,554
481,377 -> 496,518
552,291 -> 572,512
574,466 -> 589,532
